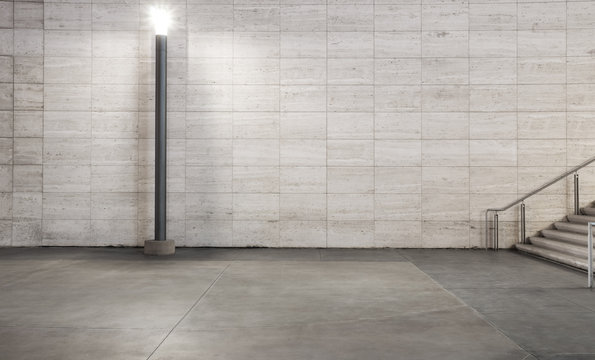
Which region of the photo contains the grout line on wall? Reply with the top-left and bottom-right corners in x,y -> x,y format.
136,0 -> 141,246
515,0 -> 520,246
41,0 -> 45,247
325,0 -> 328,249
372,0 -> 376,248
565,0 -> 569,203
467,0 -> 471,248
419,2 -> 423,248
178,0 -> 189,245
90,3 -> 94,245
231,1 -> 235,248
278,3 -> 281,247
10,1 -> 14,246
27,81 -> 583,87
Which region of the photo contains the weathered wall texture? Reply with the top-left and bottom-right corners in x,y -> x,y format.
1,0 -> 595,248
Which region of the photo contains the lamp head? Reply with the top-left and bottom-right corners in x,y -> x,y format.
150,6 -> 170,36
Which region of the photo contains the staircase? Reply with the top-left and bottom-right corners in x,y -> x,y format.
486,156 -> 595,281
516,205 -> 595,272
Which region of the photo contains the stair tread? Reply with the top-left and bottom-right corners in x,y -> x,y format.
554,221 -> 588,235
567,214 -> 595,224
516,243 -> 594,271
541,229 -> 588,245
528,237 -> 591,258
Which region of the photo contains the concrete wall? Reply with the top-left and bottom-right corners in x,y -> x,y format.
1,0 -> 595,248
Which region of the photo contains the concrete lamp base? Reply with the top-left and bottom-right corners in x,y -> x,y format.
144,240 -> 175,256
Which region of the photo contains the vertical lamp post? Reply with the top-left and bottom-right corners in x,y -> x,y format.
144,7 -> 175,255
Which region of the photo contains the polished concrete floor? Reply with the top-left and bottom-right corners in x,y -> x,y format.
0,248 -> 593,360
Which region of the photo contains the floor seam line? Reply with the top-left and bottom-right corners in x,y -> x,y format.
145,263 -> 231,360
0,325 -> 170,330
408,261 -> 534,357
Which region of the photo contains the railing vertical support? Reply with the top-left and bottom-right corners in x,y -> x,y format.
520,202 -> 526,244
588,222 -> 593,288
485,211 -> 489,250
493,212 -> 499,251
574,173 -> 580,215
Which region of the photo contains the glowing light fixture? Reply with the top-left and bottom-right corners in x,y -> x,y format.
150,6 -> 170,36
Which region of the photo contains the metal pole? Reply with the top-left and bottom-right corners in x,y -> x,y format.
588,222 -> 593,288
155,34 -> 167,241
494,212 -> 499,251
520,203 -> 526,244
574,173 -> 580,215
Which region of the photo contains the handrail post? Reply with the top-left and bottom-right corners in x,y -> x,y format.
520,202 -> 526,244
485,211 -> 489,250
493,212 -> 499,251
574,173 -> 580,215
588,222 -> 593,288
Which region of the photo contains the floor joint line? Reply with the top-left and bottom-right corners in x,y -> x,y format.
145,263 -> 231,360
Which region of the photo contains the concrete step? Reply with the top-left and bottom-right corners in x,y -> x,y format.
528,237 -> 589,258
582,207 -> 595,216
567,214 -> 595,224
541,229 -> 589,247
516,243 -> 594,272
554,221 -> 588,235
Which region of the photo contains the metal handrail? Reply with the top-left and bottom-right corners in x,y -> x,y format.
488,155 -> 595,213
486,155 -> 595,250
